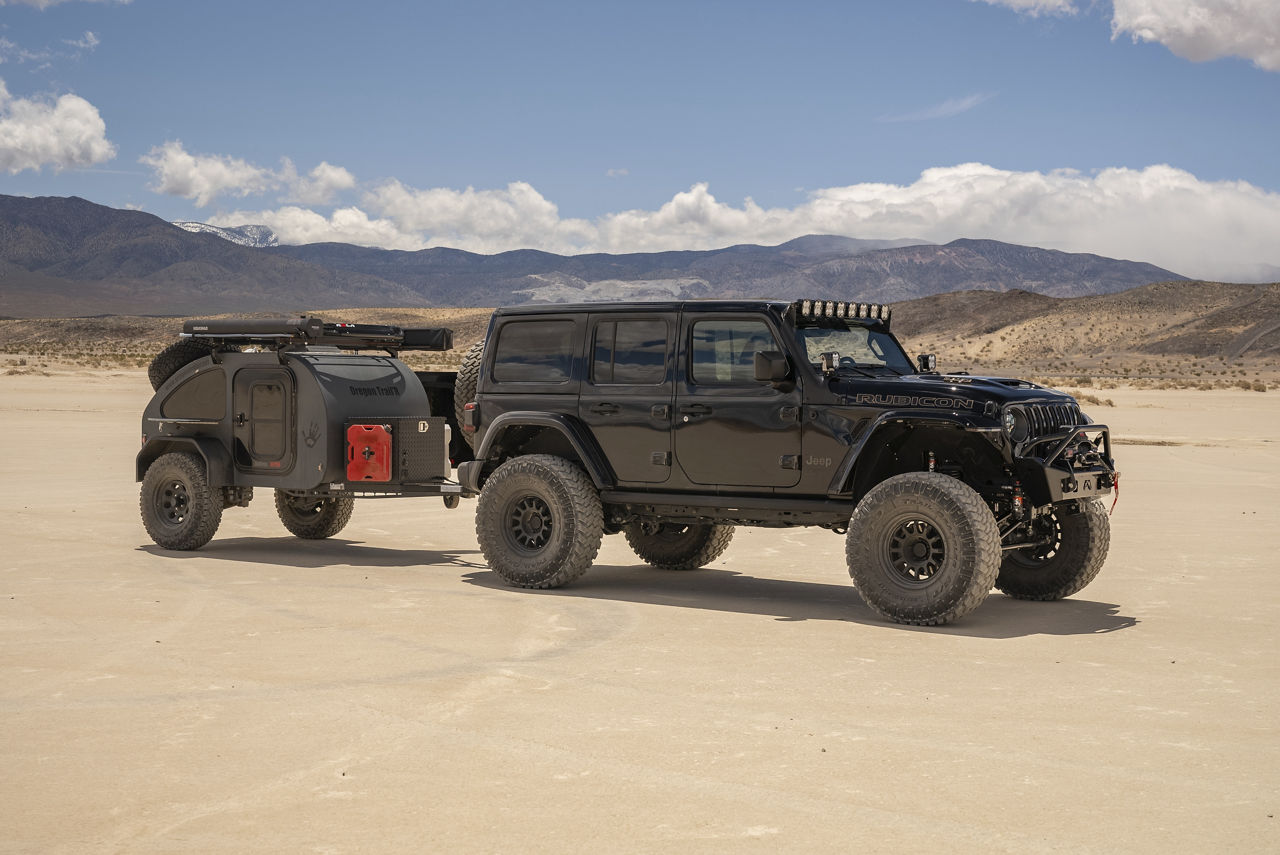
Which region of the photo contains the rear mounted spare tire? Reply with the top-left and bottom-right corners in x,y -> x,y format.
148,340 -> 239,391
454,341 -> 484,449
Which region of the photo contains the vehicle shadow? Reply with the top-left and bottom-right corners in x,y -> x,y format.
138,537 -> 486,571
461,563 -> 1138,639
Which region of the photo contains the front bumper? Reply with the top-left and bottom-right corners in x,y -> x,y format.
1013,423 -> 1118,506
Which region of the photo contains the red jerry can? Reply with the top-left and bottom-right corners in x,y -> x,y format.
346,424 -> 393,482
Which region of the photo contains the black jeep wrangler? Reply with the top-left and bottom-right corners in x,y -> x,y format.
137,317 -> 473,551
455,299 -> 1117,626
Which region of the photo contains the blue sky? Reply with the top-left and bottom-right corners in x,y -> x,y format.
2,0 -> 1279,280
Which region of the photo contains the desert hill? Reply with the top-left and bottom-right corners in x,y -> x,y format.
2,194 -> 1186,317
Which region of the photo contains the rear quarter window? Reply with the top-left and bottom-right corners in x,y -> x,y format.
492,320 -> 574,383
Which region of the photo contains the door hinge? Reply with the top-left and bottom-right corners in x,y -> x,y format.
780,406 -> 800,422
651,452 -> 672,467
779,454 -> 801,470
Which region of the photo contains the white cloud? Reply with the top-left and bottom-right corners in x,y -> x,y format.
0,78 -> 115,172
972,0 -> 1079,16
606,168 -> 629,177
140,140 -> 275,206
278,158 -> 357,205
1111,0 -> 1280,71
226,164 -> 1280,281
62,30 -> 100,51
878,93 -> 994,122
207,206 -> 426,251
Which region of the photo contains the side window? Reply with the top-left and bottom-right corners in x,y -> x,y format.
592,319 -> 668,385
160,368 -> 225,420
492,320 -> 574,383
691,320 -> 777,385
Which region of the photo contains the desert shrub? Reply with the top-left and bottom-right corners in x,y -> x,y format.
1252,381 -> 1268,392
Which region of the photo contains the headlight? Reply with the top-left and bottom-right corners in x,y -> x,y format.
1003,406 -> 1030,443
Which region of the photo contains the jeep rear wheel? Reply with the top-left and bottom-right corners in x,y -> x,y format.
274,490 -> 355,539
140,452 -> 222,550
846,472 -> 1001,626
996,500 -> 1110,600
476,454 -> 603,588
623,522 -> 734,570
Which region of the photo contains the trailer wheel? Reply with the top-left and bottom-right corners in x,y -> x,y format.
476,454 -> 603,588
846,472 -> 1001,626
996,500 -> 1110,600
623,522 -> 734,570
274,491 -> 355,539
148,340 -> 238,391
140,452 -> 223,550
453,341 -> 484,449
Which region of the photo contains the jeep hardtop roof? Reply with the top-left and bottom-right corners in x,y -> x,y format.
493,299 -> 893,329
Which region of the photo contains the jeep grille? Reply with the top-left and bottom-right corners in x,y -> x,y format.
1025,403 -> 1082,438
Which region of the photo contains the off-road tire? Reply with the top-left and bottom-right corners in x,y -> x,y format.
454,341 -> 484,449
147,340 -> 238,391
623,522 -> 734,570
846,472 -> 1001,626
274,491 -> 355,539
476,454 -> 603,589
140,452 -> 223,550
996,500 -> 1110,600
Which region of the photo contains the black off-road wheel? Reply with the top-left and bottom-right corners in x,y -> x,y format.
996,500 -> 1110,600
846,472 -> 1001,626
453,341 -> 484,449
623,522 -> 734,570
274,490 -> 355,539
475,454 -> 603,588
148,340 -> 238,391
140,452 -> 223,550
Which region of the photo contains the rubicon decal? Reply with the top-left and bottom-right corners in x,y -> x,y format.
846,394 -> 975,409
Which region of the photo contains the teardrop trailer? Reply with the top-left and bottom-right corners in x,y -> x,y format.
137,316 -> 475,550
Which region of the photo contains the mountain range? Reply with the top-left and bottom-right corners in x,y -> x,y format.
1,194 -> 1190,318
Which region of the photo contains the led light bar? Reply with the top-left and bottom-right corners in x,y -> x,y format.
792,300 -> 892,328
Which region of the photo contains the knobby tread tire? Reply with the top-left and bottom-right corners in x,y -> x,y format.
140,451 -> 223,550
147,340 -> 237,391
996,500 -> 1110,600
475,454 -> 603,589
623,523 -> 734,570
453,341 -> 484,449
845,472 -> 1001,626
274,491 -> 355,539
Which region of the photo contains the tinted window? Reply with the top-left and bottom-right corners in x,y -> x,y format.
492,320 -> 574,383
593,319 -> 667,385
691,320 -> 777,384
161,369 -> 225,420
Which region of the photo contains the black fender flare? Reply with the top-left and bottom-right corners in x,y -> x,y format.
136,437 -> 235,487
828,410 -> 996,497
473,411 -> 615,489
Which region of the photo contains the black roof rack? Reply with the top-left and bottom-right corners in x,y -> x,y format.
181,316 -> 453,352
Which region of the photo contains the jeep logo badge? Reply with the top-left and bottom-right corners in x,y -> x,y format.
418,421 -> 429,433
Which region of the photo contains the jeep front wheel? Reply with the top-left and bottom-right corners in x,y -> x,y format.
845,472 -> 1001,626
140,452 -> 223,550
996,500 -> 1110,600
274,490 -> 355,539
476,454 -> 603,588
623,522 -> 734,570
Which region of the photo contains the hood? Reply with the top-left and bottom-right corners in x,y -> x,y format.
826,372 -> 1078,411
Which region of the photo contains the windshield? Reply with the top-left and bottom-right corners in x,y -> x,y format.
794,321 -> 914,373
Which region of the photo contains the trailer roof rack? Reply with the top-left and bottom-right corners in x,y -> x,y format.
180,316 -> 453,352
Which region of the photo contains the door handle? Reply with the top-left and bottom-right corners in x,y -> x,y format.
681,404 -> 711,415
589,403 -> 620,415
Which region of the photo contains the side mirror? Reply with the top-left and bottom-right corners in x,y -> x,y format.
753,350 -> 790,383
917,353 -> 937,373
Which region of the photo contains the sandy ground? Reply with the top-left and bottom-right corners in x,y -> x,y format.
1,371 -> 1277,853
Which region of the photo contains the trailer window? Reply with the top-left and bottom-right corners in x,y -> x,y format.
161,369 -> 225,420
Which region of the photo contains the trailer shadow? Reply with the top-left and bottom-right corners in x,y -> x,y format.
138,537 -> 486,571
461,563 -> 1138,639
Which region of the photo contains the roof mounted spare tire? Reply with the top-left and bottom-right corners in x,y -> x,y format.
148,340 -> 239,391
453,340 -> 484,449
